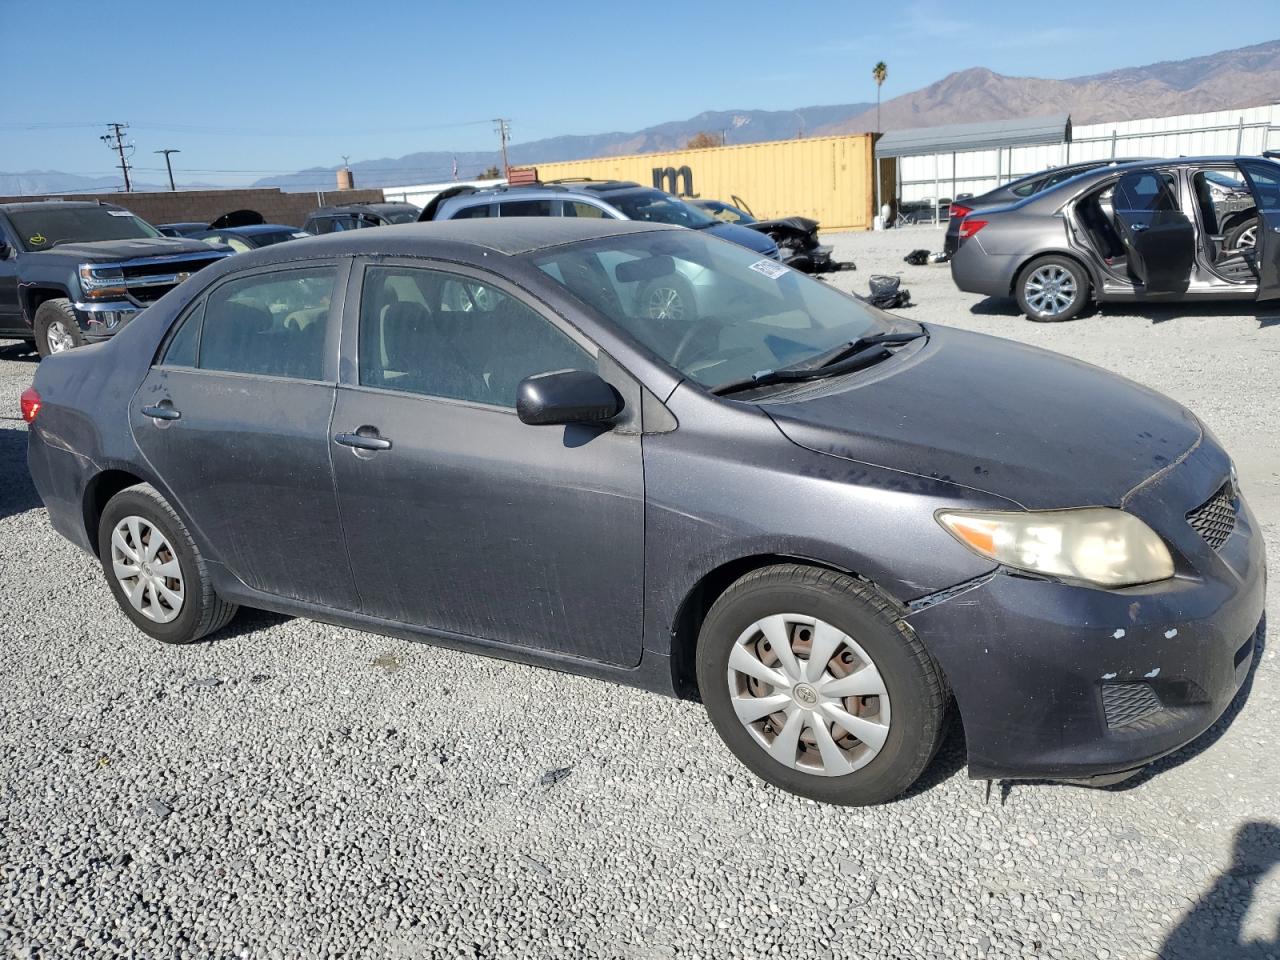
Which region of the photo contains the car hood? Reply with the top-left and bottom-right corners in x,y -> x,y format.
40,237 -> 218,262
706,221 -> 777,256
764,324 -> 1202,509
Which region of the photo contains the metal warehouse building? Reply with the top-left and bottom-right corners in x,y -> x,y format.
534,133 -> 879,231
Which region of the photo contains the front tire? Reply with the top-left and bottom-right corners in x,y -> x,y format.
34,298 -> 85,357
695,564 -> 947,806
97,483 -> 238,644
1226,216 -> 1258,252
1016,256 -> 1090,322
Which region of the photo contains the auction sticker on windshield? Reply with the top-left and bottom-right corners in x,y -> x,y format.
748,259 -> 788,279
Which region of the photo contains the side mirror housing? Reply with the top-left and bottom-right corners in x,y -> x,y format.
0,240 -> 11,259
517,370 -> 623,426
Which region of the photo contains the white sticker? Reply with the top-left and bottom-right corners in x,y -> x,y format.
107,210 -> 134,217
748,258 -> 788,279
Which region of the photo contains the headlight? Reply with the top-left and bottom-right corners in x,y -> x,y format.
936,508 -> 1174,587
78,264 -> 126,300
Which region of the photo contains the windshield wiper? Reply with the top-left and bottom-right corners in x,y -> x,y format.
709,331 -> 926,397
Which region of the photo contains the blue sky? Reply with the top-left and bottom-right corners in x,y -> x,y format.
0,0 -> 1261,187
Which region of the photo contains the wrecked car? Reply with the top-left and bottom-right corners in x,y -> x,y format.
25,218 -> 1263,806
693,198 -> 837,273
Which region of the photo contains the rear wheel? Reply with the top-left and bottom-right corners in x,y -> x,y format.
34,299 -> 84,357
97,483 -> 238,644
695,564 -> 947,806
1016,256 -> 1090,322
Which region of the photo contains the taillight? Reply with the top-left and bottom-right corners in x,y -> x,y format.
950,204 -> 973,221
958,219 -> 988,240
20,387 -> 40,423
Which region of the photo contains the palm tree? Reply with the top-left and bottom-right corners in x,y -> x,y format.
872,61 -> 888,132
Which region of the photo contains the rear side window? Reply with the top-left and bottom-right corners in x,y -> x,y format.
1114,172 -> 1178,213
499,199 -> 552,217
451,203 -> 491,219
563,201 -> 607,219
1240,161 -> 1280,212
172,267 -> 336,380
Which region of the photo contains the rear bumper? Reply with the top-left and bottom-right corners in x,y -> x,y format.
949,238 -> 1020,297
907,495 -> 1266,781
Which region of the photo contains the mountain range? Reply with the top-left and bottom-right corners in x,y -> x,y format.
6,39 -> 1278,196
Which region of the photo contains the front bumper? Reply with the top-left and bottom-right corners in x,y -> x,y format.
907,450 -> 1266,781
73,299 -> 142,343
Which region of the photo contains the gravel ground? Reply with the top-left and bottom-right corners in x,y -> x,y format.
1,226 -> 1278,959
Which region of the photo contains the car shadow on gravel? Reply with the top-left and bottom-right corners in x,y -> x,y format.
0,340 -> 38,363
0,425 -> 41,522
1158,820 -> 1280,959
208,608 -> 293,643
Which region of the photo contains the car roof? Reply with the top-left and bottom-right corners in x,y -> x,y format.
0,200 -> 128,213
215,217 -> 678,268
309,202 -> 418,216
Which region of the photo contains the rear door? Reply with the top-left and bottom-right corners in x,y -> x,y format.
1111,169 -> 1194,293
131,260 -> 359,609
1237,159 -> 1280,300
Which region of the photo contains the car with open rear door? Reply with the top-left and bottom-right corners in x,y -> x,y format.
949,156 -> 1279,320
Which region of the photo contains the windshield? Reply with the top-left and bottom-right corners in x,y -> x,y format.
606,189 -> 717,228
8,206 -> 161,250
252,230 -> 309,247
530,230 -> 888,390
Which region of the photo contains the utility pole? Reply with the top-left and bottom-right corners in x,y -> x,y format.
100,123 -> 133,192
493,119 -> 511,176
155,149 -> 180,191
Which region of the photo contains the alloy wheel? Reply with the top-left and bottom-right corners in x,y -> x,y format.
725,613 -> 891,777
110,516 -> 185,623
646,286 -> 686,321
1237,224 -> 1257,250
1024,265 -> 1078,318
45,320 -> 76,354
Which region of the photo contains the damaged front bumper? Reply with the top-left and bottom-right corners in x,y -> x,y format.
905,467 -> 1266,782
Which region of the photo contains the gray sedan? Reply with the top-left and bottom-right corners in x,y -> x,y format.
24,218 -> 1263,805
949,156 -> 1279,321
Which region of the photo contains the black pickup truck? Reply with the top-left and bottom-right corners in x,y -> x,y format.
0,200 -> 232,356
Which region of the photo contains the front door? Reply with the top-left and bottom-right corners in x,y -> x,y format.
330,261 -> 645,666
1112,169 -> 1194,293
0,217 -> 23,336
131,260 -> 359,609
1238,159 -> 1280,300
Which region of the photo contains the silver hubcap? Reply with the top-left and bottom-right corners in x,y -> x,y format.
1025,265 -> 1077,317
46,320 -> 75,354
646,286 -> 685,321
110,516 -> 185,623
726,614 -> 891,778
1238,224 -> 1257,250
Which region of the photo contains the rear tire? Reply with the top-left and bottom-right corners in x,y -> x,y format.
695,564 -> 947,806
97,483 -> 238,644
34,299 -> 84,357
1015,256 -> 1090,323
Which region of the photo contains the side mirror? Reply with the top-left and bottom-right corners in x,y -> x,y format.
517,370 -> 623,426
0,240 -> 10,259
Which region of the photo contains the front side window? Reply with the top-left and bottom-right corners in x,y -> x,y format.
358,265 -> 591,408
170,266 -> 336,379
1240,160 -> 1280,212
605,189 -> 716,228
530,230 -> 888,390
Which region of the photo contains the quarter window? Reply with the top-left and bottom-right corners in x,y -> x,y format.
358,265 -> 592,408
499,199 -> 552,217
451,203 -> 491,219
190,267 -> 336,379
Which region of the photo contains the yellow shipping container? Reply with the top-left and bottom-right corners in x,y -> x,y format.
533,133 -> 877,231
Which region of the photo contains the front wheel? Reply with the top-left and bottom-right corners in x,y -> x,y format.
34,299 -> 85,357
97,483 -> 238,644
1226,216 -> 1258,252
695,565 -> 947,806
1015,256 -> 1090,322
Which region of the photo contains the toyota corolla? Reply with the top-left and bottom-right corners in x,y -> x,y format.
24,219 -> 1264,805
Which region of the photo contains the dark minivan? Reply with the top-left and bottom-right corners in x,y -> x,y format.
24,218 -> 1263,805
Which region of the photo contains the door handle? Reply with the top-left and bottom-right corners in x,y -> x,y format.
1130,223 -> 1149,232
334,432 -> 392,451
141,404 -> 181,421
